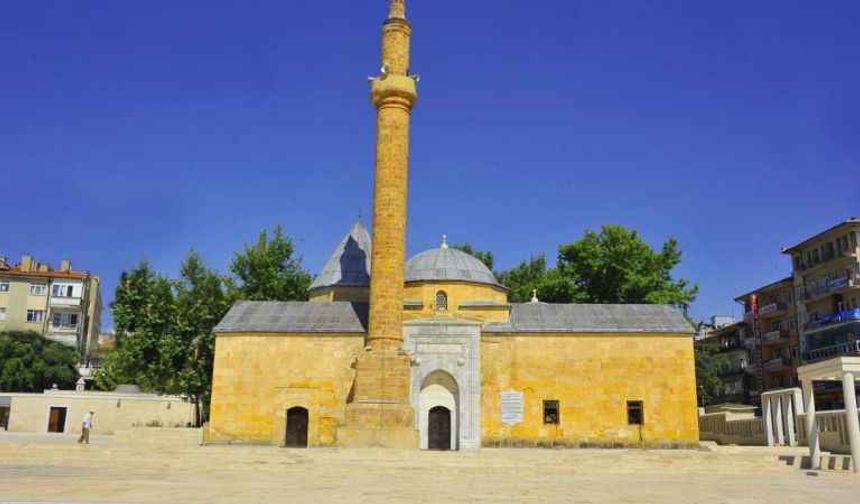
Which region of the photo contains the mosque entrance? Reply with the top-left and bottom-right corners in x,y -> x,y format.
428,406 -> 451,450
285,407 -> 308,447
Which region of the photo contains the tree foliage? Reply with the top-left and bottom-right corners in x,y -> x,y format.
0,331 -> 78,392
694,341 -> 731,406
557,225 -> 698,308
229,225 -> 311,301
96,226 -> 310,422
494,225 -> 697,309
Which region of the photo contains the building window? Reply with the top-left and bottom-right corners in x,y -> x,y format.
435,291 -> 448,312
26,310 -> 45,323
0,282 -> 9,293
29,284 -> 47,296
627,401 -> 644,425
52,312 -> 78,328
0,307 -> 6,321
543,400 -> 559,424
51,284 -> 75,298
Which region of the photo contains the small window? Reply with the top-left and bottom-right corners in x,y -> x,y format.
0,282 -> 9,293
435,291 -> 448,312
29,284 -> 47,296
543,400 -> 559,424
627,401 -> 644,425
26,310 -> 45,323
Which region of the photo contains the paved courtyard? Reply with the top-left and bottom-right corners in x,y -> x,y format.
0,429 -> 858,503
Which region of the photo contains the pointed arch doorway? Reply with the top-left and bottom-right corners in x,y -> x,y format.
419,370 -> 459,450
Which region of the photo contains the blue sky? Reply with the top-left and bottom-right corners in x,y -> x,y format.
1,0 -> 858,328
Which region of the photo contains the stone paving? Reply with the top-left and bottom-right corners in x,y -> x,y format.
0,430 -> 858,503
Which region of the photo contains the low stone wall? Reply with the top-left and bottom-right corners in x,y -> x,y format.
2,390 -> 195,435
698,412 -> 764,446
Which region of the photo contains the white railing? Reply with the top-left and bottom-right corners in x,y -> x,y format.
798,409 -> 860,455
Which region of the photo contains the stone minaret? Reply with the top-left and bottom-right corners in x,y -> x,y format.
338,0 -> 418,448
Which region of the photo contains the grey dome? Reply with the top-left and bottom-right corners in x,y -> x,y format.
310,221 -> 371,292
405,246 -> 503,288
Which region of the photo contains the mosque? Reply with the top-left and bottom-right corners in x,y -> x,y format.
207,0 -> 698,449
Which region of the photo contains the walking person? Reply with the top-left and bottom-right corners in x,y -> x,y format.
77,411 -> 94,444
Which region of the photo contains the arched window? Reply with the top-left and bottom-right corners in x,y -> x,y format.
435,291 -> 448,312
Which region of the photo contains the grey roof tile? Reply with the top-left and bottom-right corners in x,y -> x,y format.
215,301 -> 368,333
309,221 -> 371,292
484,303 -> 693,334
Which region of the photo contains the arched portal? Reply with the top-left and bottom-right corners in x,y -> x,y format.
419,370 -> 458,450
285,406 -> 308,448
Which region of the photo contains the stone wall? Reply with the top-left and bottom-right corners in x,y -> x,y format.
403,281 -> 509,323
4,390 -> 194,435
208,332 -> 364,446
480,332 -> 699,446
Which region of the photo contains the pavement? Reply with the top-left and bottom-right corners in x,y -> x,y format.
0,429 -> 858,503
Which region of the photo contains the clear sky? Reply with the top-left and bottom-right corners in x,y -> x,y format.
2,0 -> 858,328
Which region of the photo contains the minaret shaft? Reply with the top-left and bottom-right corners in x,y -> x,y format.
367,1 -> 417,351
338,0 -> 418,448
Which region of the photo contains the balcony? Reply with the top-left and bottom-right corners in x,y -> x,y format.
758,302 -> 787,318
77,359 -> 102,379
802,271 -> 860,303
763,356 -> 793,372
805,307 -> 860,332
803,340 -> 860,363
763,329 -> 791,345
50,296 -> 81,307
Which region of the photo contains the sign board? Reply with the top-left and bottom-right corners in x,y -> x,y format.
500,389 -> 523,425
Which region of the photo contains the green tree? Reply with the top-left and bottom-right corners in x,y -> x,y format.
694,341 -> 731,407
452,243 -> 494,271
0,331 -> 78,392
174,252 -> 233,421
96,262 -> 181,393
230,225 -> 312,301
496,255 -> 581,303
557,225 -> 698,309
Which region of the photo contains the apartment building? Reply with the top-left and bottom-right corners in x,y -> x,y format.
784,218 -> 860,362
0,254 -> 101,360
735,278 -> 801,394
696,319 -> 756,405
782,218 -> 860,409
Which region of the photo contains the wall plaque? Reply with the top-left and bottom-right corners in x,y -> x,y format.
500,389 -> 524,425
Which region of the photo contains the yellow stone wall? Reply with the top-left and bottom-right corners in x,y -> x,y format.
208,332 -> 364,446
403,281 -> 509,323
308,286 -> 369,304
480,332 -> 699,446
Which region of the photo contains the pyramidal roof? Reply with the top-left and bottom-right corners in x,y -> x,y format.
309,221 -> 372,292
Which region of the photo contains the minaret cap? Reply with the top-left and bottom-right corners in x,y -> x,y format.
388,0 -> 406,19
440,234 -> 448,249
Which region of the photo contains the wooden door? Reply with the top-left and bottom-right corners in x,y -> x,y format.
47,407 -> 67,433
285,407 -> 308,447
428,406 -> 451,450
